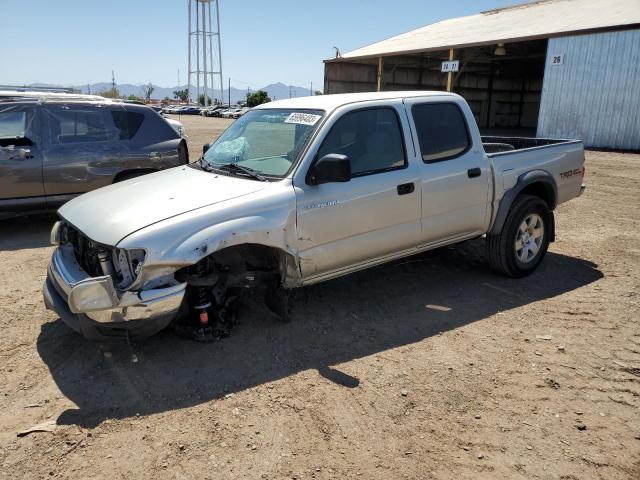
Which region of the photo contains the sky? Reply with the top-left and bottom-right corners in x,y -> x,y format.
0,0 -> 519,90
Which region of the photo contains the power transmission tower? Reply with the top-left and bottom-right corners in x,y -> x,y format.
187,0 -> 223,106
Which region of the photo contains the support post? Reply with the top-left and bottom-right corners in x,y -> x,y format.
376,57 -> 383,92
207,1 -> 215,104
187,0 -> 191,103
216,0 -> 223,105
201,0 -> 208,106
195,0 -> 200,105
446,48 -> 454,92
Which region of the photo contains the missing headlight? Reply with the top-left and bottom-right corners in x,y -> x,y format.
115,248 -> 146,289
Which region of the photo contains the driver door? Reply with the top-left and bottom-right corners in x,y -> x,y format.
294,101 -> 422,282
0,104 -> 45,212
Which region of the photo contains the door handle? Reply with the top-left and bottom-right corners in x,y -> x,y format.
467,167 -> 482,178
397,182 -> 415,195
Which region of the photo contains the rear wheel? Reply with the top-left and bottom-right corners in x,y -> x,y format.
487,195 -> 550,277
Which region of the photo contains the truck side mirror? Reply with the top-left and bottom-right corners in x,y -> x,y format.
202,143 -> 211,155
307,154 -> 351,185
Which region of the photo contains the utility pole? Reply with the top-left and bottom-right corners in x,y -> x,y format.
228,77 -> 230,106
310,81 -> 313,96
111,70 -> 116,92
289,85 -> 292,98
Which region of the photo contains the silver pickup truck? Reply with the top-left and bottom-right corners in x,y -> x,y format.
43,91 -> 586,341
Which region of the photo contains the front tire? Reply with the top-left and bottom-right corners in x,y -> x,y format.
487,195 -> 550,278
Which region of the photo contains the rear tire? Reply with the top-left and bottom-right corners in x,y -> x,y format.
487,194 -> 550,278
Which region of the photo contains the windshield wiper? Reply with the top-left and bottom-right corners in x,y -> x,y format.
197,156 -> 213,171
216,163 -> 267,181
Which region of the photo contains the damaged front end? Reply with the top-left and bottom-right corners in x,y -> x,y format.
44,221 -> 187,341
44,221 -> 291,342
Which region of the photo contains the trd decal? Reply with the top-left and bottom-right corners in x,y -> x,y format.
560,168 -> 582,180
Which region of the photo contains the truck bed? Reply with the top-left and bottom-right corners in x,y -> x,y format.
481,136 -> 579,155
481,136 -> 585,207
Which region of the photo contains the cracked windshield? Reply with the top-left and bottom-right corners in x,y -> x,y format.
201,109 -> 324,178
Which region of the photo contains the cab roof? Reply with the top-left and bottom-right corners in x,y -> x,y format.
255,91 -> 458,112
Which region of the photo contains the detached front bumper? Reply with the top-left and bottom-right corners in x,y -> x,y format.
43,245 -> 186,340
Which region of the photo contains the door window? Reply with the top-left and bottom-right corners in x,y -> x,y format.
0,110 -> 26,139
0,106 -> 38,147
110,111 -> 145,140
45,107 -> 120,144
316,107 -> 406,176
412,103 -> 470,162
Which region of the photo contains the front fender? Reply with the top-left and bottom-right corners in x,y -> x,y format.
170,215 -> 298,264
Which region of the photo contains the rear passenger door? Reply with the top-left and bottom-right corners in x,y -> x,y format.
41,104 -> 125,206
404,98 -> 491,245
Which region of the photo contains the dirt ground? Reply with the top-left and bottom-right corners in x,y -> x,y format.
0,114 -> 638,479
167,114 -> 234,161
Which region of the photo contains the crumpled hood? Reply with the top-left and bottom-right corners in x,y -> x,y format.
59,166 -> 266,246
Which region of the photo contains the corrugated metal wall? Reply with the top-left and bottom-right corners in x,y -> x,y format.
537,29 -> 640,150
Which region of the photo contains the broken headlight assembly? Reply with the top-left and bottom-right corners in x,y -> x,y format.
115,248 -> 147,289
50,220 -> 63,246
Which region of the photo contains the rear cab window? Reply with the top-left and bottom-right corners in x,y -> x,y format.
316,107 -> 406,176
411,103 -> 470,162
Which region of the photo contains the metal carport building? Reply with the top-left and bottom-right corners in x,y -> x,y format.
323,0 -> 640,150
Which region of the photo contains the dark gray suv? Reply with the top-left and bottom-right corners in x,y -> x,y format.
0,92 -> 188,218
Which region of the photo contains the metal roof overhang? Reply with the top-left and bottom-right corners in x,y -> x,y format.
325,0 -> 640,63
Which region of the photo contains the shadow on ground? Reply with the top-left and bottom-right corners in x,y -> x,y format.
0,214 -> 57,251
36,240 -> 603,427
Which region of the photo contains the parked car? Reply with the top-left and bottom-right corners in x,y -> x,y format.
221,108 -> 243,119
0,91 -> 188,218
231,107 -> 251,119
44,91 -> 586,342
177,105 -> 202,115
164,117 -> 188,140
162,105 -> 181,114
201,106 -> 226,117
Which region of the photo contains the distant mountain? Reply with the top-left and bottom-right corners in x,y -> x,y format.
25,81 -> 316,104
261,82 -> 314,101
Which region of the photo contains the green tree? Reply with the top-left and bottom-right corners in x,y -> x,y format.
173,89 -> 188,101
246,90 -> 270,107
126,94 -> 145,103
314,90 -> 323,96
143,82 -> 155,101
198,94 -> 212,106
98,87 -> 120,99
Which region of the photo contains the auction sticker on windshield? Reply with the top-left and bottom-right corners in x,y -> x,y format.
284,112 -> 322,126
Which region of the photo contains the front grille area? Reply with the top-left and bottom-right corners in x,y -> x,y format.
65,224 -> 107,277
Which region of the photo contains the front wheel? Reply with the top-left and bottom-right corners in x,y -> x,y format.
487,195 -> 551,278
